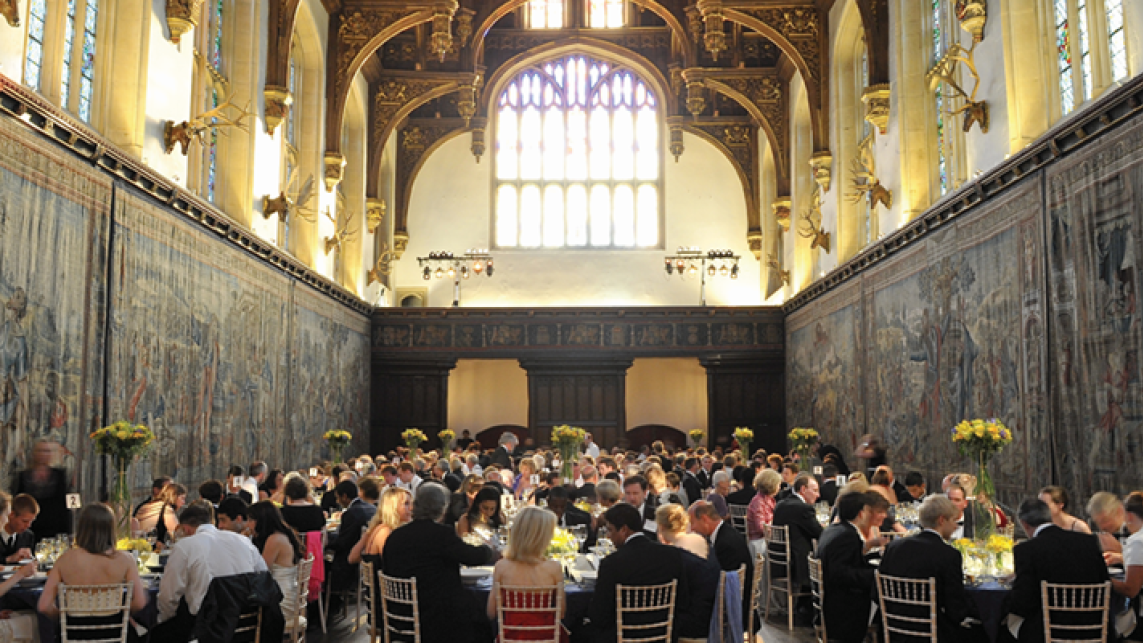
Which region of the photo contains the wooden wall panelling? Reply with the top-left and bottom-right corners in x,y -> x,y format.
701,355 -> 785,455
519,357 -> 633,449
370,357 -> 456,452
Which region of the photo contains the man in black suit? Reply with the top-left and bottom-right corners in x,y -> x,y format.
382,482 -> 495,643
682,458 -> 703,508
775,463 -> 800,502
489,432 -> 517,469
546,486 -> 596,551
819,464 -> 841,506
0,494 -> 37,563
880,495 -> 982,643
589,504 -> 692,643
690,500 -> 755,630
1006,498 -> 1110,643
947,484 -> 976,540
817,491 -> 884,642
771,473 -> 823,623
326,480 -> 376,591
697,455 -> 714,490
622,475 -> 658,537
903,471 -> 928,503
576,465 -> 599,503
726,467 -> 757,506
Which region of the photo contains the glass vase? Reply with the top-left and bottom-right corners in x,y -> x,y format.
559,445 -> 577,481
330,444 -> 344,464
973,453 -> 998,540
111,456 -> 133,541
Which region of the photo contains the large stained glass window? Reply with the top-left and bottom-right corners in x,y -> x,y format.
1054,0 -> 1075,113
60,0 -> 98,121
587,0 -> 624,28
24,0 -> 47,90
1055,0 -> 1127,116
494,55 -> 660,249
1107,0 -> 1128,82
203,0 -> 223,203
932,0 -> 948,195
527,0 -> 564,28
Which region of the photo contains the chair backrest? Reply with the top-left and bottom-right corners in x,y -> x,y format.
728,504 -> 749,537
808,557 -> 826,643
59,583 -> 133,643
232,606 -> 263,643
875,571 -> 938,643
880,531 -> 906,542
379,572 -> 421,643
495,584 -> 564,643
616,580 -> 678,643
1040,581 -> 1111,643
714,563 -> 748,640
765,524 -> 792,580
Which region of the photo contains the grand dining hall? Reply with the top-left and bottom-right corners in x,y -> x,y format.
3,0 -> 1143,640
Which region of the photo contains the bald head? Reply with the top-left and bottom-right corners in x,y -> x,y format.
688,500 -> 722,537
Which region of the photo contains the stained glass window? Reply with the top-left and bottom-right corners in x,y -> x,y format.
933,0 -> 948,195
527,0 -> 563,28
204,0 -> 223,203
587,0 -> 625,28
1055,0 -> 1074,113
59,0 -> 98,121
61,0 -> 76,109
1077,0 -> 1091,103
1107,0 -> 1128,82
494,55 -> 660,248
24,0 -> 47,90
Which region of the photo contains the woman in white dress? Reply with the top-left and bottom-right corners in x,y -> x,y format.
247,501 -> 305,625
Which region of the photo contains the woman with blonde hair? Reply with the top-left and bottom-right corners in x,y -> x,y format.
655,504 -> 708,558
515,457 -> 538,502
645,465 -> 682,506
137,482 -> 186,543
350,486 -> 413,566
486,506 -> 569,642
747,469 -> 782,549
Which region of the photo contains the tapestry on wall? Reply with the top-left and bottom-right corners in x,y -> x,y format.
1047,118 -> 1143,501
0,117 -> 111,496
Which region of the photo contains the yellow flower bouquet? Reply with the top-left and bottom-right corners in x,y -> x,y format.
116,537 -> 152,553
545,527 -> 579,559
788,427 -> 819,462
688,429 -> 706,445
951,418 -> 1013,538
402,428 -> 428,452
438,429 -> 456,452
552,425 -> 586,480
323,429 -> 352,463
733,427 -> 754,457
91,422 -> 155,539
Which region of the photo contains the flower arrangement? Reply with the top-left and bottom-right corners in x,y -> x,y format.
323,430 -> 352,463
951,419 -> 1013,538
788,427 -> 819,462
984,534 -> 1013,554
951,538 -> 976,555
733,427 -> 754,457
438,429 -> 456,452
116,537 -> 152,553
91,422 -> 155,539
551,425 -> 586,480
689,429 -> 706,445
575,500 -> 594,514
402,428 -> 428,452
545,527 -> 578,559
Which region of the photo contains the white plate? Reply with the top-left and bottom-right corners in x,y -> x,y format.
573,569 -> 598,583
460,567 -> 493,581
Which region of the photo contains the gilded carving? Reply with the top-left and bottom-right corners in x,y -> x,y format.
370,77 -> 458,152
773,197 -> 792,232
430,9 -> 453,62
393,231 -> 410,260
861,83 -> 890,134
335,10 -> 420,93
747,230 -> 763,260
366,198 -> 387,234
686,81 -> 706,118
956,0 -> 987,42
1,0 -> 19,27
714,75 -> 787,168
471,119 -> 487,161
323,152 -> 346,192
166,0 -> 204,43
455,10 -> 473,46
810,151 -> 832,193
263,86 -> 292,136
669,122 -> 685,161
739,7 -> 821,81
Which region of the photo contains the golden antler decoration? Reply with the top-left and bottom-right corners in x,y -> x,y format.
262,146 -> 317,223
323,189 -> 360,255
163,51 -> 253,155
847,134 -> 893,212
1,0 -> 21,27
765,253 -> 790,299
926,41 -> 989,134
367,243 -> 398,285
797,186 -> 831,254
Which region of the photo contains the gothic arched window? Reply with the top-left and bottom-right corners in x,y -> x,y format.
494,55 -> 661,249
1053,0 -> 1130,116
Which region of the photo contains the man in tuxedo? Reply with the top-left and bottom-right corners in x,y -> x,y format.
775,463 -> 800,501
1007,498 -> 1109,643
771,473 -> 823,624
0,495 -> 37,563
697,455 -> 715,490
816,491 -> 884,642
490,432 -> 517,469
589,504 -> 692,643
382,483 -> 496,643
546,486 -> 596,551
947,484 -> 975,540
576,465 -> 599,503
904,471 -> 928,503
880,495 -> 982,643
682,458 -> 703,508
326,479 -> 376,591
622,475 -> 658,536
819,464 -> 841,506
689,500 -> 754,629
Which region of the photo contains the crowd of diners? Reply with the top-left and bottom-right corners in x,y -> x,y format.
3,432 -> 1140,643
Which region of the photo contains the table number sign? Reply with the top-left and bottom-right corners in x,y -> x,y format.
66,493 -> 82,509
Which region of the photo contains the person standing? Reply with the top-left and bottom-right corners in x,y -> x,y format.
816,492 -> 884,642
490,433 -> 517,469
583,433 -> 601,459
10,439 -> 69,540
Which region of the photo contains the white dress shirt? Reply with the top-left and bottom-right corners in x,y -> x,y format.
585,443 -> 601,459
400,475 -> 422,493
158,524 -> 268,622
240,477 -> 259,500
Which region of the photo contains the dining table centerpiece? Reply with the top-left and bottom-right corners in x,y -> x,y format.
733,427 -> 754,458
788,427 -> 819,464
323,429 -> 352,464
402,428 -> 427,453
117,537 -> 153,574
91,421 -> 156,540
951,418 -> 1013,540
688,429 -> 706,448
551,425 -> 586,481
438,429 -> 456,453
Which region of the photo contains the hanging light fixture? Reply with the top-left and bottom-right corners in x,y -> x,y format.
434,267 -> 445,279
730,264 -> 739,279
461,266 -> 470,279
707,264 -> 717,277
422,266 -> 431,280
719,264 -> 729,276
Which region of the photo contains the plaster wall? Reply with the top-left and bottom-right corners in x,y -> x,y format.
447,359 -> 529,432
141,0 -> 193,188
0,13 -> 26,79
394,132 -> 763,307
626,358 -> 707,432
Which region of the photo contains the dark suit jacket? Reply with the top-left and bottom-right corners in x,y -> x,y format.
576,483 -> 598,503
489,446 -> 514,469
697,469 -> 711,490
558,506 -> 597,551
772,496 -> 823,589
879,530 -> 976,643
713,521 -> 755,629
678,549 -> 720,638
682,473 -> 702,508
818,522 -> 876,642
636,502 -> 659,537
1008,525 -> 1110,643
381,519 -> 495,643
820,480 -> 840,506
328,498 -> 376,589
589,534 -> 691,643
726,487 -> 755,506
0,530 -> 34,562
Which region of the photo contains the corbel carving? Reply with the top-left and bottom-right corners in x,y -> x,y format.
668,118 -> 685,161
455,9 -> 474,47
263,86 -> 292,136
165,0 -> 204,43
747,230 -> 763,260
2,0 -> 21,27
810,152 -> 832,193
773,197 -> 792,233
470,116 -> 487,161
393,231 -> 410,260
430,6 -> 453,63
926,42 -> 989,134
861,84 -> 890,135
323,152 -> 346,192
956,0 -> 986,42
366,198 -> 387,234
685,81 -> 706,118
848,134 -> 892,212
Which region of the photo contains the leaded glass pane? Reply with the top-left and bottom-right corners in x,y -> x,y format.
636,184 -> 657,247
612,184 -> 634,247
24,0 -> 47,90
1107,0 -> 1128,82
1077,0 -> 1091,102
497,185 -> 519,247
61,0 -> 77,109
590,184 -> 610,246
567,184 -> 588,246
78,0 -> 98,121
542,185 -> 564,247
519,185 -> 543,247
587,0 -> 623,27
